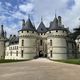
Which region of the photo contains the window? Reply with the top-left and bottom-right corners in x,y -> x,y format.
49,31 -> 51,33
10,51 -> 12,56
50,40 -> 52,46
16,51 -> 18,56
41,33 -> 43,35
11,47 -> 12,50
32,31 -> 34,33
15,46 -> 16,49
27,31 -> 29,33
22,40 -> 24,46
22,31 -> 23,33
17,46 -> 18,49
40,40 -> 42,46
50,50 -> 52,57
41,28 -> 43,31
56,30 -> 58,32
21,50 -> 23,58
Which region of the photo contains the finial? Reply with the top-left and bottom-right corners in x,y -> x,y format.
4,31 -> 7,38
41,16 -> 43,22
55,10 -> 57,18
22,19 -> 25,26
28,14 -> 30,19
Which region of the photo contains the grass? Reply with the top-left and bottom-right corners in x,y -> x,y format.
54,59 -> 80,65
0,59 -> 30,63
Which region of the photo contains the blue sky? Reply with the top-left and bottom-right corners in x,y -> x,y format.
0,0 -> 79,36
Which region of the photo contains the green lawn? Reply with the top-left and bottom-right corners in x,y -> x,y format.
0,59 -> 29,63
54,59 -> 80,65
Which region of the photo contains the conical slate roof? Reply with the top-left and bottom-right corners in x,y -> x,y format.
22,18 -> 36,31
49,16 -> 68,31
37,21 -> 47,33
49,17 -> 58,31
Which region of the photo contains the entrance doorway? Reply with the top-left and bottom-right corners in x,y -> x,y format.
39,51 -> 44,57
39,51 -> 47,57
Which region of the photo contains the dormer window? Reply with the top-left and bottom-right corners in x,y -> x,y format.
41,28 -> 43,31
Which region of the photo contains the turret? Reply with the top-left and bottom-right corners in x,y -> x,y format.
0,25 -> 4,38
0,25 -> 5,59
47,15 -> 69,60
18,17 -> 37,59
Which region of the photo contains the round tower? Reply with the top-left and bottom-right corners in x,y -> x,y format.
47,16 -> 69,60
18,18 -> 38,59
0,25 -> 6,59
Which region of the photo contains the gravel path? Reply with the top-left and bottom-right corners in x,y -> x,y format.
0,58 -> 80,80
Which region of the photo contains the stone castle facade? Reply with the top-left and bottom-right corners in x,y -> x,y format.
0,15 -> 78,60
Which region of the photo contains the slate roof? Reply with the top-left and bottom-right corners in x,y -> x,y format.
21,18 -> 36,31
9,35 -> 19,45
37,21 -> 47,33
77,35 -> 80,39
49,16 -> 68,31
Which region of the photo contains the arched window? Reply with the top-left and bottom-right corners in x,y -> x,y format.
50,40 -> 52,46
40,40 -> 42,46
50,50 -> 52,57
22,40 -> 24,46
21,50 -> 23,58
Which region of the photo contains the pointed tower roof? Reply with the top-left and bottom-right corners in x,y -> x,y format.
37,18 -> 47,33
49,15 -> 58,31
21,17 -> 36,31
49,15 -> 68,31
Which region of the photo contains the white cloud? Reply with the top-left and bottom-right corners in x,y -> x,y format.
32,0 -> 69,27
31,0 -> 80,31
5,2 -> 12,7
12,11 -> 28,20
19,3 -> 34,13
1,0 -> 80,36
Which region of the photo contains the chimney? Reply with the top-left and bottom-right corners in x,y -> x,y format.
4,31 -> 7,38
13,35 -> 16,37
9,34 -> 12,39
58,16 -> 62,26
